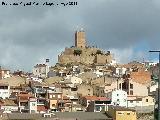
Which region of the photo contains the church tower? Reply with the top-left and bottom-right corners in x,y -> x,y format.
75,28 -> 86,48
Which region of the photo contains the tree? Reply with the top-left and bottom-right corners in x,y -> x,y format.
96,50 -> 103,55
74,49 -> 82,56
154,108 -> 158,120
151,74 -> 159,82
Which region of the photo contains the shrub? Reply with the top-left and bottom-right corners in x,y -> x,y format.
96,50 -> 103,55
74,49 -> 82,56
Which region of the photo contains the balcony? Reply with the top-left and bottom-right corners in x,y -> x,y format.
47,90 -> 62,94
35,88 -> 46,94
37,98 -> 46,105
37,102 -> 45,105
19,105 -> 29,111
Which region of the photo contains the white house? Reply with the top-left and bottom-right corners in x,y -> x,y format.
127,98 -> 142,108
94,69 -> 104,77
127,96 -> 155,108
0,83 -> 10,99
106,90 -> 127,107
115,67 -> 127,76
149,82 -> 158,93
28,97 -> 37,113
30,76 -> 43,83
72,65 -> 80,75
0,68 -> 10,79
33,64 -> 49,78
110,59 -> 117,66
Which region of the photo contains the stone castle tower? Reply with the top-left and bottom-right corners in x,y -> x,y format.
58,29 -> 113,65
75,28 -> 86,48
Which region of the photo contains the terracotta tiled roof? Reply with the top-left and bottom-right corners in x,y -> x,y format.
83,96 -> 110,101
37,105 -> 47,111
83,96 -> 98,100
97,97 -> 111,101
18,93 -> 34,102
63,96 -> 70,100
18,93 -> 33,97
127,96 -> 148,100
130,71 -> 151,84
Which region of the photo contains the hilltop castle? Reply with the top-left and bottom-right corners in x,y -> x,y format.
58,29 -> 113,65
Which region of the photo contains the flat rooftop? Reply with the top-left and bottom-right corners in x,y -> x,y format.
109,106 -> 136,112
4,112 -> 113,120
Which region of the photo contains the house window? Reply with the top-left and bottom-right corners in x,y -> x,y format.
39,68 -> 41,73
130,84 -> 133,89
58,95 -> 61,98
31,110 -> 36,113
118,112 -> 123,115
130,90 -> 133,95
32,103 -> 36,106
117,99 -> 119,101
88,89 -> 90,92
52,95 -> 55,98
122,82 -> 128,89
117,94 -> 119,96
119,84 -> 121,89
146,99 -> 148,102
49,95 -> 52,98
127,113 -> 130,115
3,92 -> 8,94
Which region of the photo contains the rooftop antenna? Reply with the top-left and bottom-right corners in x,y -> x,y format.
76,25 -> 79,32
143,58 -> 145,63
80,27 -> 84,31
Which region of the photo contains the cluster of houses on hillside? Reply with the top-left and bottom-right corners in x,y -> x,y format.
0,59 -> 158,119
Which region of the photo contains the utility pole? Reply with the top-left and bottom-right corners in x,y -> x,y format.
149,50 -> 160,120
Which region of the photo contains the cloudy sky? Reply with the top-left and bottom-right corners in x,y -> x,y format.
0,0 -> 160,71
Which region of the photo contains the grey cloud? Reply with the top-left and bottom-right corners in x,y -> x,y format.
82,0 -> 160,49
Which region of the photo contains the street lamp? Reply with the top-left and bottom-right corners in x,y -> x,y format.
149,50 -> 160,120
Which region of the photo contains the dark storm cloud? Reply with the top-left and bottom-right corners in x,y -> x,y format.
0,0 -> 160,71
82,0 -> 160,49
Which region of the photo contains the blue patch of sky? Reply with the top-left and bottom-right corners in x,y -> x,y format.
133,40 -> 158,63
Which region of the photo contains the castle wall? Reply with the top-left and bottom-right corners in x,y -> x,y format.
80,54 -> 95,64
58,48 -> 113,65
58,54 -> 95,64
95,54 -> 112,64
63,48 -> 74,55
